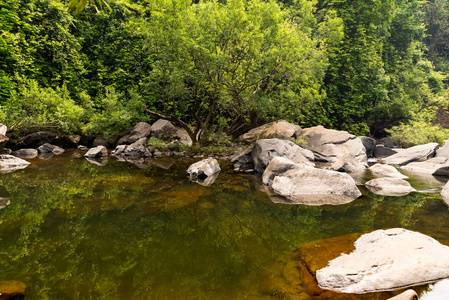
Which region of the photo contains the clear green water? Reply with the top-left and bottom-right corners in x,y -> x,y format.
0,151 -> 449,299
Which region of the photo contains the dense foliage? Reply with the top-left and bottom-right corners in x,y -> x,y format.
0,0 -> 448,141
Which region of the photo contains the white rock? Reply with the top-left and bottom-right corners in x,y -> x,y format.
0,155 -> 30,173
262,156 -> 361,205
365,177 -> 416,196
369,163 -> 408,178
380,143 -> 439,166
84,146 -> 108,158
316,228 -> 449,294
186,158 -> 221,180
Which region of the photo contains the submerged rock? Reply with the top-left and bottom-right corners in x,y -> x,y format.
316,228 -> 449,294
12,148 -> 38,158
252,138 -> 314,174
262,156 -> 361,205
365,178 -> 416,196
186,158 -> 221,184
380,143 -> 439,166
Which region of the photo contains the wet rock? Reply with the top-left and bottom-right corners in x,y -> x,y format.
191,171 -> 220,186
369,163 -> 408,178
380,143 -> 439,166
37,143 -> 64,155
14,131 -> 56,149
0,280 -> 26,299
12,148 -> 38,158
374,145 -> 398,158
316,228 -> 449,294
299,126 -> 367,171
262,156 -> 361,205
38,152 -> 54,160
84,146 -> 107,158
123,138 -> 147,156
237,120 -> 301,143
151,119 -> 177,140
0,155 -> 29,173
186,158 -> 221,182
127,122 -> 152,144
359,136 -> 376,158
252,138 -> 314,174
365,178 -> 416,196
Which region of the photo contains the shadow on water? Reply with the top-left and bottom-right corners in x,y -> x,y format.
0,151 -> 448,299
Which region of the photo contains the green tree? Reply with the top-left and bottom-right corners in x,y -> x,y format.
142,0 -> 326,144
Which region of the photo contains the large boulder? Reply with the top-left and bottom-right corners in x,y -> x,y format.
400,157 -> 449,175
368,163 -> 408,179
299,126 -> 367,171
316,228 -> 449,294
126,122 -> 152,144
380,143 -> 439,166
151,119 -> 177,140
365,178 -> 416,196
174,128 -> 193,146
374,145 -> 398,158
252,138 -> 314,174
84,146 -> 108,158
262,156 -> 361,205
0,155 -> 30,173
14,131 -> 56,149
436,139 -> 449,158
237,120 -> 301,143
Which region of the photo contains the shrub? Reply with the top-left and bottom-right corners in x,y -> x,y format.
386,121 -> 449,148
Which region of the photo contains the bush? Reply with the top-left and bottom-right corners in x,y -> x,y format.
386,121 -> 449,148
0,79 -> 86,134
85,87 -> 150,138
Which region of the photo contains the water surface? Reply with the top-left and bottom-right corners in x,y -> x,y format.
0,151 -> 448,299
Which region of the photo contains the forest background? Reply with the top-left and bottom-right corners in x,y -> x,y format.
1,0 -> 449,147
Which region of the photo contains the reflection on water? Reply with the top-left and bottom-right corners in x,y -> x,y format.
0,151 -> 448,299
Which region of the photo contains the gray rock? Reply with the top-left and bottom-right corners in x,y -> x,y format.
359,136 -> 376,158
401,159 -> 449,175
0,155 -> 30,173
92,135 -> 110,148
37,143 -> 64,155
299,126 -> 367,171
111,145 -> 127,155
252,138 -> 314,174
369,163 -> 408,178
331,153 -> 368,173
380,143 -> 439,166
316,228 -> 449,294
151,119 -> 177,140
15,131 -> 56,149
77,145 -> 89,151
84,146 -> 107,158
374,145 -> 398,158
186,158 -> 221,181
123,138 -> 147,156
55,134 -> 81,148
365,178 -> 416,196
12,148 -> 38,158
127,122 -> 152,144
175,128 -> 193,146
437,139 -> 449,158
237,120 -> 301,143
262,156 -> 361,206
